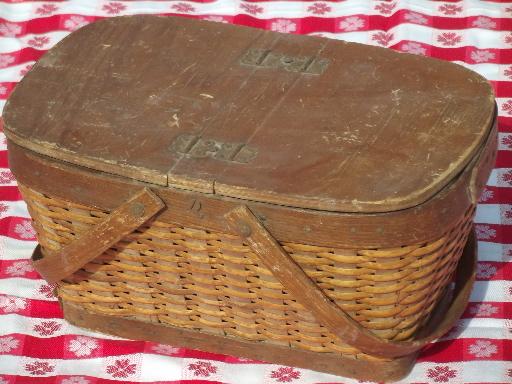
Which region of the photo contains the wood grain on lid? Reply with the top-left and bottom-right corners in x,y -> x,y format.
2,15 -> 495,212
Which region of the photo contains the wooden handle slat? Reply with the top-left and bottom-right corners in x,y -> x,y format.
32,188 -> 164,283
225,205 -> 476,358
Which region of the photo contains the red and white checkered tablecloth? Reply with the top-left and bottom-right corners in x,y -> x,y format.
0,1 -> 511,383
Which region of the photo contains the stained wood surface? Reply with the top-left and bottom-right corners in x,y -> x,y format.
2,15 -> 495,212
7,114 -> 496,248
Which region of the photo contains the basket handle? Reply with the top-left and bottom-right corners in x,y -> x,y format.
225,205 -> 476,359
32,188 -> 165,283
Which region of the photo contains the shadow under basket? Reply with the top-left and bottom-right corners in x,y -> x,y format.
20,181 -> 477,382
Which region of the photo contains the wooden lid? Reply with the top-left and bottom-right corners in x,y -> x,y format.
3,15 -> 495,213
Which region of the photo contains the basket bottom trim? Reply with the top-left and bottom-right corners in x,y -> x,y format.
62,301 -> 416,382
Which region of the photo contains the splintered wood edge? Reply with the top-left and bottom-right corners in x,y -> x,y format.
168,172 -> 214,194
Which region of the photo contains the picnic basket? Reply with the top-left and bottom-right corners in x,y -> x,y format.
2,15 -> 497,382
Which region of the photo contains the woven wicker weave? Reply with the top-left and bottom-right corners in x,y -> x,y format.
20,183 -> 474,360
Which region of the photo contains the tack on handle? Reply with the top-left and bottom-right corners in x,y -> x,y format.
225,205 -> 477,359
32,188 -> 165,283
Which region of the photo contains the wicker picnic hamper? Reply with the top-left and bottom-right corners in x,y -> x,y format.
2,15 -> 497,382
